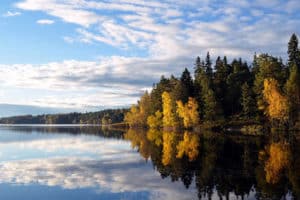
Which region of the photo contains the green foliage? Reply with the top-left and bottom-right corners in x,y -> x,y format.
0,109 -> 127,124
241,82 -> 256,118
179,68 -> 194,103
253,54 -> 286,114
121,34 -> 300,129
285,62 -> 300,124
288,33 -> 300,68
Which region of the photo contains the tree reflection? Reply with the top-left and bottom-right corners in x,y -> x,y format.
176,131 -> 200,161
124,128 -> 300,199
262,142 -> 291,184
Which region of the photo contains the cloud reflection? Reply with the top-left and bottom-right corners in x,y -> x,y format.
0,134 -> 197,200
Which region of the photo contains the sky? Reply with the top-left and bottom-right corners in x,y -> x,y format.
0,0 -> 299,115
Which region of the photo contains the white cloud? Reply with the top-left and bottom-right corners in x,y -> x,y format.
3,11 -> 21,17
4,0 -> 300,109
37,19 -> 55,25
14,0 -> 299,60
0,57 -> 182,108
15,0 -> 103,27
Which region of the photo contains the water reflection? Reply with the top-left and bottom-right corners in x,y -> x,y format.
0,126 -> 300,199
0,126 -> 197,200
125,128 -> 300,199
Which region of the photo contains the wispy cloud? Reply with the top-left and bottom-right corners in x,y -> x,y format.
36,19 -> 55,25
3,11 -> 21,17
15,0 -> 299,60
2,0 -> 299,109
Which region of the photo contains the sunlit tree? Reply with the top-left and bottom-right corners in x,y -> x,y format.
285,62 -> 300,124
124,105 -> 142,127
263,78 -> 289,121
162,91 -> 179,128
254,54 -> 286,113
147,110 -> 163,129
177,97 -> 199,128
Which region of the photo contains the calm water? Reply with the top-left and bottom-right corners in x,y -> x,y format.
0,126 -> 298,199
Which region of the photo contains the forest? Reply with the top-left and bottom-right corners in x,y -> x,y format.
0,109 -> 127,124
124,34 -> 300,131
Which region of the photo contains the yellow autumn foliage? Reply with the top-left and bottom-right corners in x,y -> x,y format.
124,92 -> 151,127
263,78 -> 289,121
162,92 -> 178,128
147,111 -> 163,129
176,97 -> 199,128
124,105 -> 142,127
176,131 -> 200,161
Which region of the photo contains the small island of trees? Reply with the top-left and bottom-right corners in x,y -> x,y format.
125,34 -> 300,131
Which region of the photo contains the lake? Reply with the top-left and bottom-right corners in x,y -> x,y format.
0,125 -> 298,199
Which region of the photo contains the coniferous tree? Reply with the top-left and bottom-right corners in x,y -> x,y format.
241,82 -> 256,119
213,56 -> 228,115
288,33 -> 300,68
180,68 -> 194,102
285,63 -> 300,125
254,54 -> 286,113
205,52 -> 213,79
225,59 -> 251,115
150,76 -> 171,114
124,34 -> 299,129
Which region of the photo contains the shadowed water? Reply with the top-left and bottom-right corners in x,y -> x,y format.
0,125 -> 299,199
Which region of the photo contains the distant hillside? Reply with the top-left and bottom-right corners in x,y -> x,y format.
0,109 -> 128,124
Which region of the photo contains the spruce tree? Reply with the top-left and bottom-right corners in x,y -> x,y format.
205,52 -> 213,79
180,68 -> 194,100
285,62 -> 300,125
241,82 -> 256,119
288,33 -> 300,68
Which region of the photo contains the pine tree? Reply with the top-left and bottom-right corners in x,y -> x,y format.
196,62 -> 223,121
285,62 -> 300,124
205,52 -> 213,79
288,33 -> 300,68
213,56 -> 228,115
225,59 -> 251,116
241,82 -> 256,119
180,68 -> 194,102
150,76 -> 171,114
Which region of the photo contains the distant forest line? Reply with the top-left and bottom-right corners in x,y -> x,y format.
124,34 -> 300,131
0,109 -> 127,125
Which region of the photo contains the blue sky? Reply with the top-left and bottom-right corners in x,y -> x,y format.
0,0 -> 299,115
